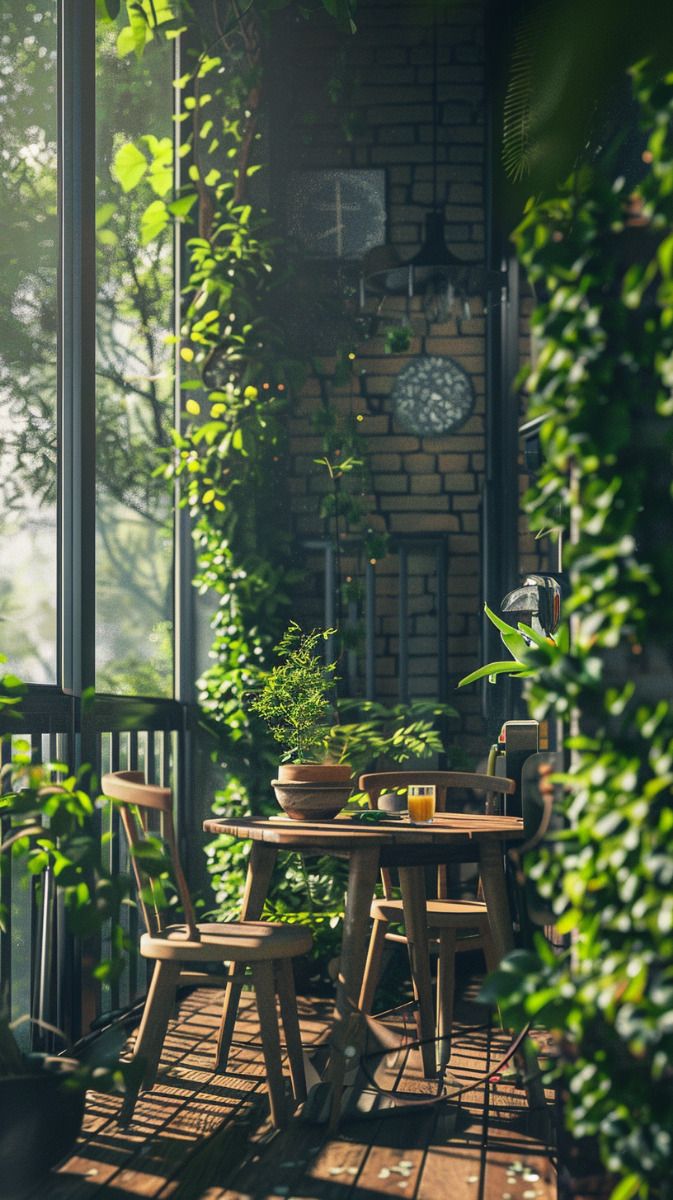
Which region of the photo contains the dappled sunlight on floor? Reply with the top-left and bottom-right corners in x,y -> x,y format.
36,979 -> 555,1199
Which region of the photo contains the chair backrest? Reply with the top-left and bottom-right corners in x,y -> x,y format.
101,770 -> 199,941
358,771 -> 516,815
358,771 -> 517,900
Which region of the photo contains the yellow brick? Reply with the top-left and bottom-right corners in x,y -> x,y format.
390,513 -> 459,533
404,452 -> 436,473
370,453 -> 402,470
444,473 -> 476,492
437,453 -> 470,471
384,496 -> 448,511
410,475 -> 442,494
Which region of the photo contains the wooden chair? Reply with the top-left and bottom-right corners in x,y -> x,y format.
101,771 -> 311,1128
357,771 -> 516,1070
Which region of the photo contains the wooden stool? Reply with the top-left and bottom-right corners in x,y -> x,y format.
102,771 -> 311,1128
357,771 -> 515,1070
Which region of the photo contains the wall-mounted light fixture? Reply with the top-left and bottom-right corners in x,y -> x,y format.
359,11 -> 502,323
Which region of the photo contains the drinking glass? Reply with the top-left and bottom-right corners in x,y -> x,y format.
407,784 -> 436,824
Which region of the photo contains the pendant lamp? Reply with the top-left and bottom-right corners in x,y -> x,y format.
360,11 -> 499,321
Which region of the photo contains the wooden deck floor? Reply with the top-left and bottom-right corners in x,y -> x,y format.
39,977 -> 557,1200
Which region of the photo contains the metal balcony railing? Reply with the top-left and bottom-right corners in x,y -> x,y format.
0,689 -> 189,1047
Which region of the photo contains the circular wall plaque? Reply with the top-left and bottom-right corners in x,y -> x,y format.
391,355 -> 474,435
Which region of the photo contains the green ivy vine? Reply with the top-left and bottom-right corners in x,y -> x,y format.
106,0 -> 455,965
483,63 -> 673,1200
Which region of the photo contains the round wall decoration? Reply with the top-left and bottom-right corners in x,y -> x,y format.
391,355 -> 474,435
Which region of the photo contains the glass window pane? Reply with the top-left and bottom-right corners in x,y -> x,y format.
95,20 -> 175,697
0,3 -> 58,683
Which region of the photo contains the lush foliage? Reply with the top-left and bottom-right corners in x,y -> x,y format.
324,698 -> 455,775
111,2 -> 463,966
0,3 -> 177,689
1,755 -> 130,980
484,64 -> 673,1200
500,0 -> 673,193
0,657 -> 177,1084
0,748 -> 129,1086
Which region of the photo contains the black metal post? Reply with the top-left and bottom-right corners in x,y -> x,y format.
365,561 -> 376,701
398,545 -> 409,705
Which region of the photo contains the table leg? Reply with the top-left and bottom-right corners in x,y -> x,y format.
479,837 -> 546,1111
478,837 -> 515,960
327,843 -> 381,1130
398,865 -> 437,1079
215,841 -> 278,1072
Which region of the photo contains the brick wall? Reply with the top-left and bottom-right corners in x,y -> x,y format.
269,0 -> 533,763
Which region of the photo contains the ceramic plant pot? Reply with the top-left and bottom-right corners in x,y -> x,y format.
272,763 -> 353,820
276,762 -> 352,785
0,1058 -> 85,1197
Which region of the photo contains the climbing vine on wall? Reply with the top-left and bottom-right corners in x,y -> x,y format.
483,63 -> 673,1199
107,1 -> 454,953
109,0 -> 365,763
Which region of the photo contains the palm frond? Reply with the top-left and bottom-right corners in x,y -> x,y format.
502,5 -> 546,183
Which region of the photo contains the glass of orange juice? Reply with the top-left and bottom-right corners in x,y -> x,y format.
407,784 -> 436,824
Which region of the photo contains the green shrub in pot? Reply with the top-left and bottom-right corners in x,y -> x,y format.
250,623 -> 353,817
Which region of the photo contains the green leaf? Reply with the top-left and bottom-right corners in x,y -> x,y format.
95,203 -> 116,228
609,1176 -> 642,1200
168,193 -> 198,218
457,661 -> 528,687
112,141 -> 148,192
116,23 -> 142,57
483,602 -> 522,639
140,199 -> 169,244
516,619 -> 550,649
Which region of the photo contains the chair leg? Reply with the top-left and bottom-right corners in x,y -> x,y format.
436,929 -> 457,1072
276,958 -> 307,1103
215,964 -> 248,1072
251,960 -> 287,1129
483,926 -> 500,976
120,959 -> 181,1123
359,917 -> 387,1014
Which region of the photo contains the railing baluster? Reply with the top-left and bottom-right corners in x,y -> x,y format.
436,540 -> 449,767
347,598 -> 358,696
0,736 -> 12,1009
129,729 -> 139,772
398,545 -> 409,705
365,560 -> 376,701
161,730 -> 171,788
146,729 -> 156,784
324,543 -> 336,665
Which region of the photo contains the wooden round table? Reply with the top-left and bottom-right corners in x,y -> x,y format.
204,810 -> 525,1127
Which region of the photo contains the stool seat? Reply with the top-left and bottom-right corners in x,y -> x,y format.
141,921 -> 313,962
370,897 -> 491,929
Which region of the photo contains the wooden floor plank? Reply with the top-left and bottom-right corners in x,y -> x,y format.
38,977 -> 557,1200
44,993 -> 276,1199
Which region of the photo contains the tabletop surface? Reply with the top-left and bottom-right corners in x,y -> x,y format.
203,811 -> 524,849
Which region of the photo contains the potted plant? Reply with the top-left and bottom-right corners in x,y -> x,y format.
251,623 -> 353,819
0,1010 -> 87,1198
